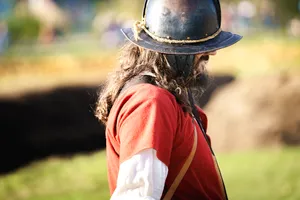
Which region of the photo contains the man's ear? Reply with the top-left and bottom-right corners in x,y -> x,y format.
194,54 -> 204,63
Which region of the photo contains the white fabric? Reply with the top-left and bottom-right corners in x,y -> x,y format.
111,149 -> 168,200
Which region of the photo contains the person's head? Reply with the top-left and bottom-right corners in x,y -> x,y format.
96,0 -> 242,124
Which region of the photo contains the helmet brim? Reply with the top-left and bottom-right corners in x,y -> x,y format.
121,28 -> 242,55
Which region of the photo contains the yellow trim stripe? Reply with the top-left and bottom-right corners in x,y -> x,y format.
133,19 -> 222,44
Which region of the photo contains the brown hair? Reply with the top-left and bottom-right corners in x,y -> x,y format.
95,42 -> 206,125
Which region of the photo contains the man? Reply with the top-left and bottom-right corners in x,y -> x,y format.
96,0 -> 242,199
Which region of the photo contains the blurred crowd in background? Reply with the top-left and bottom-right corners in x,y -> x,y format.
0,0 -> 300,54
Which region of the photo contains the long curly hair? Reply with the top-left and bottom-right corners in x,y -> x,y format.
95,42 -> 207,125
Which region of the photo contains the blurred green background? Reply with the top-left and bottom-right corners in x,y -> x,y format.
0,0 -> 300,200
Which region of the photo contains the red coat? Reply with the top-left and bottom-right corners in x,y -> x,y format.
106,83 -> 225,200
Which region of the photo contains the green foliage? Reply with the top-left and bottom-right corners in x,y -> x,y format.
274,0 -> 300,26
0,148 -> 300,200
6,15 -> 41,44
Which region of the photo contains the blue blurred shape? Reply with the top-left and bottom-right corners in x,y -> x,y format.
0,0 -> 16,20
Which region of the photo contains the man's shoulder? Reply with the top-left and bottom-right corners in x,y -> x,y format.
120,83 -> 177,104
111,83 -> 180,130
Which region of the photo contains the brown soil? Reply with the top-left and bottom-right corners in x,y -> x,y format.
205,74 -> 300,153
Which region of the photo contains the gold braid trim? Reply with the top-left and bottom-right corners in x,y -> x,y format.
133,19 -> 222,44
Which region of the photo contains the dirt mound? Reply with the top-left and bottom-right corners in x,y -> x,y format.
205,74 -> 300,153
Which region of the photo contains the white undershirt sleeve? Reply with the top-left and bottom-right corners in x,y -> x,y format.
111,148 -> 169,200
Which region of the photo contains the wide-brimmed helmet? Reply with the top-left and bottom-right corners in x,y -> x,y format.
121,0 -> 242,55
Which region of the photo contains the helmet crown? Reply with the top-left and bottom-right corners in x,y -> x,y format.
143,0 -> 221,42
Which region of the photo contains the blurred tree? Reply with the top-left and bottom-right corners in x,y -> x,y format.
6,15 -> 40,44
5,0 -> 41,44
274,0 -> 300,26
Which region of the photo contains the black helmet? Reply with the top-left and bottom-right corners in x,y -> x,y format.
121,0 -> 242,55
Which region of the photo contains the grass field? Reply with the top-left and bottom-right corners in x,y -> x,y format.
0,148 -> 299,200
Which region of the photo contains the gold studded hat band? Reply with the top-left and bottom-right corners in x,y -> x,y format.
133,18 -> 222,44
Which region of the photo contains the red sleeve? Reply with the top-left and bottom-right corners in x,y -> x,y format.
116,86 -> 178,167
